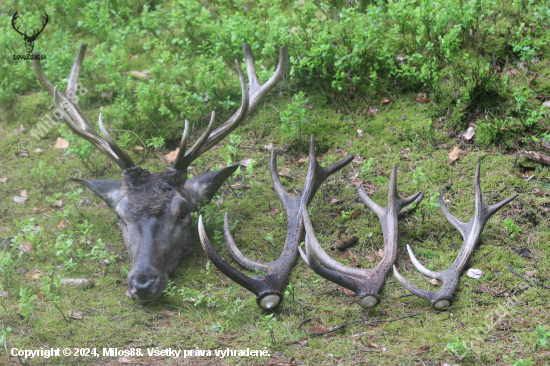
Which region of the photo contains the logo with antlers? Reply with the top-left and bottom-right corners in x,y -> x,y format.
12,11 -> 49,54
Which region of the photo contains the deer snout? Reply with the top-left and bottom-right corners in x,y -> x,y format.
128,272 -> 159,301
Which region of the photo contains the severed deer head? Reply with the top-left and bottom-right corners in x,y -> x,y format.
32,42 -> 287,303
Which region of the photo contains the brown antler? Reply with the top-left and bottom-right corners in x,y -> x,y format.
299,166 -> 423,308
33,43 -> 135,170
393,163 -> 518,310
199,135 -> 353,309
172,43 -> 288,173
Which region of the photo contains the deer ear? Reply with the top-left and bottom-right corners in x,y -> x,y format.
184,165 -> 239,210
71,178 -> 123,209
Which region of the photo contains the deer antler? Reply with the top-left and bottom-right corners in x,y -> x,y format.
172,43 -> 288,173
393,163 -> 518,310
299,166 -> 423,308
199,135 -> 353,309
33,43 -> 135,170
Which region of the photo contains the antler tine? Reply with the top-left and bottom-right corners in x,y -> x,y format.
223,212 -> 269,272
173,44 -> 287,173
301,165 -> 423,308
298,235 -> 364,294
34,43 -> 135,170
172,59 -> 248,172
393,163 -> 519,310
201,135 -> 353,309
67,42 -> 85,95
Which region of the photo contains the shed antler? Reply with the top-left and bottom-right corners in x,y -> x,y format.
199,135 -> 353,309
299,166 -> 423,308
393,163 -> 518,310
172,43 -> 288,173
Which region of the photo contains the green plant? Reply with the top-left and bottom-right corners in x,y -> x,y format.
503,351 -> 534,366
533,325 -> 550,350
413,167 -> 426,188
280,91 -> 308,143
284,283 -> 295,303
503,218 -> 521,239
445,337 -> 470,359
259,313 -> 276,345
146,136 -> 165,150
19,287 -> 38,326
0,327 -> 12,347
58,125 -> 102,173
40,276 -> 68,323
31,160 -> 56,187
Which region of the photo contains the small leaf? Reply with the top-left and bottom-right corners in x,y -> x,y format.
240,158 -> 254,167
464,127 -> 475,140
466,268 -> 483,279
20,189 -> 28,198
278,167 -> 291,178
429,278 -> 439,286
131,145 -> 145,153
25,269 -> 42,281
368,342 -> 379,349
306,327 -> 326,333
33,148 -> 43,153
20,239 -> 35,253
36,289 -> 44,300
57,220 -> 70,230
368,107 -> 379,117
13,125 -> 26,135
0,177 -> 7,183
54,200 -> 63,207
380,97 -> 391,105
54,138 -> 69,149
0,290 -> 9,299
267,208 -> 280,217
69,310 -> 84,320
357,129 -> 363,137
14,196 -> 26,203
163,148 -> 179,163
296,157 -> 307,165
449,147 -> 461,162
337,286 -> 356,296
298,338 -> 308,346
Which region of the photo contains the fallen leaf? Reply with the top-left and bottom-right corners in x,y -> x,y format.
519,61 -> 527,69
13,125 -> 26,135
415,93 -> 430,103
54,200 -> 63,207
378,249 -> 384,257
25,269 -> 42,281
464,127 -> 475,140
69,310 -> 84,320
381,347 -> 388,352
19,239 -> 35,253
466,268 -> 483,279
368,107 -> 379,117
13,196 -> 27,203
366,255 -> 376,263
161,310 -> 175,317
298,338 -> 308,346
0,290 -> 8,299
20,189 -> 28,198
267,208 -> 280,217
163,148 -> 179,163
33,148 -> 43,153
57,220 -> 70,230
357,129 -> 363,137
296,157 -> 307,165
380,97 -> 391,105
54,138 -> 69,149
306,327 -> 326,333
0,177 -> 7,183
240,158 -> 254,167
543,100 -> 550,109
131,146 -> 145,153
15,152 -> 29,157
337,286 -> 356,296
368,342 -> 379,349
278,167 -> 291,178
329,198 -> 342,204
525,270 -> 537,277
449,147 -> 461,162
352,155 -> 363,164
264,143 -> 274,151
350,211 -> 360,219
219,163 -> 227,169
129,70 -> 151,79
36,289 -> 44,300
429,278 -> 439,286
506,68 -> 518,77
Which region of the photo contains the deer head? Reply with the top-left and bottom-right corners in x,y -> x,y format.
33,42 -> 288,303
12,11 -> 48,54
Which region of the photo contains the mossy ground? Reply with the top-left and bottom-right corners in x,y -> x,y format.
2,85 -> 550,365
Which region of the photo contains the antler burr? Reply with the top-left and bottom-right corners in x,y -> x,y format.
299,166 -> 423,308
393,163 -> 519,310
199,135 -> 353,309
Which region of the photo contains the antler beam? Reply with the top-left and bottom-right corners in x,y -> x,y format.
299,166 -> 423,308
172,43 -> 288,173
33,43 -> 135,170
199,135 -> 353,309
393,163 -> 518,310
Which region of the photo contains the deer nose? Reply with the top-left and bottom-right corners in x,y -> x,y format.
130,274 -> 158,299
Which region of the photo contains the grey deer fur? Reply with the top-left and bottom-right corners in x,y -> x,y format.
32,42 -> 287,303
